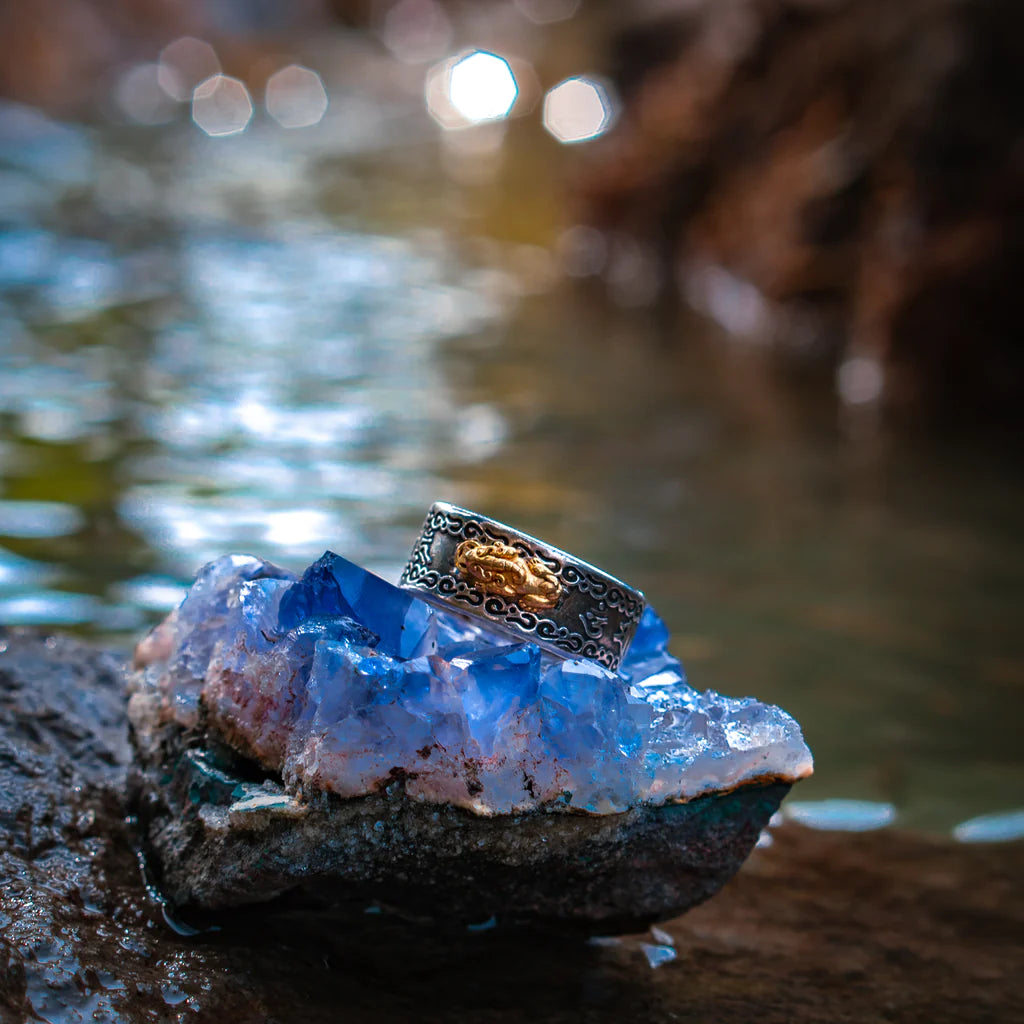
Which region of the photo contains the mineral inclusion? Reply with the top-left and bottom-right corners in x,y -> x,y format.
133,552 -> 813,817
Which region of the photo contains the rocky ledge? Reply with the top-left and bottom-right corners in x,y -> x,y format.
1,628 -> 1021,1023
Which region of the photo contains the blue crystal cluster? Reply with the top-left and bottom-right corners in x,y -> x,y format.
137,552 -> 812,815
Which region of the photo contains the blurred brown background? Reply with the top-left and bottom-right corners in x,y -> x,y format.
2,0 -> 1021,428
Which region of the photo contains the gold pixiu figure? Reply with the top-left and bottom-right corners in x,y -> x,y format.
454,539 -> 562,611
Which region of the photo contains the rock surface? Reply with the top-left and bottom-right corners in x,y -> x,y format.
1,629 -> 1021,1023
135,743 -> 788,926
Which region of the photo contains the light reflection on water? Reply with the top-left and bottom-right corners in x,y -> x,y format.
0,95 -> 1021,836
0,98 -> 513,633
953,809 -> 1024,844
783,799 -> 897,832
118,226 -> 506,576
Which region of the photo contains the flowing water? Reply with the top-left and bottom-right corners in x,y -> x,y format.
0,59 -> 1021,836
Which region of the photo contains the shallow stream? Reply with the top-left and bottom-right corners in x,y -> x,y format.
0,49 -> 1021,835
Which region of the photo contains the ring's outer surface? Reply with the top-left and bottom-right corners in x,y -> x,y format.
399,501 -> 645,671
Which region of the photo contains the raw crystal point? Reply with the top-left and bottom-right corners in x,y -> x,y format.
128,550 -> 812,926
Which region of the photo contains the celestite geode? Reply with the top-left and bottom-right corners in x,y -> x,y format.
128,551 -> 812,928
132,551 -> 811,815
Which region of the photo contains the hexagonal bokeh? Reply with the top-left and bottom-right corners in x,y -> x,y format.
265,65 -> 329,129
542,76 -> 616,144
424,56 -> 465,130
191,74 -> 254,137
447,51 -> 518,124
158,37 -> 220,102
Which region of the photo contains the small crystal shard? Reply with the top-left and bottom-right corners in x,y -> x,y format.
640,943 -> 678,969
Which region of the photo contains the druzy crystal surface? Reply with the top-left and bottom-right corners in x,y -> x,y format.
133,552 -> 812,816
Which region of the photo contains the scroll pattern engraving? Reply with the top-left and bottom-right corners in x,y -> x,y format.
400,505 -> 645,669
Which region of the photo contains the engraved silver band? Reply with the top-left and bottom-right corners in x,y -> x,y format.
399,501 -> 645,671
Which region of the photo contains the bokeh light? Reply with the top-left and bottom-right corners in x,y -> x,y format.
837,355 -> 885,405
953,809 -> 1024,844
379,0 -> 452,64
684,263 -> 771,337
0,500 -> 82,538
513,0 -> 580,24
542,75 -> 615,143
265,65 -> 328,129
424,56 -> 464,129
447,51 -> 518,124
157,37 -> 220,102
191,74 -> 254,137
558,224 -> 607,278
783,800 -> 898,832
114,63 -> 177,125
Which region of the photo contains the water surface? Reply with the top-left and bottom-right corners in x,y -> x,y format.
0,85 -> 1020,834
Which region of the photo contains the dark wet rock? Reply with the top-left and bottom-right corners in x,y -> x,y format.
134,740 -> 788,929
0,628 -> 137,1022
1,629 -> 1021,1022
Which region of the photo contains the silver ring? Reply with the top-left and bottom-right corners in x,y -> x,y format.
399,501 -> 645,671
